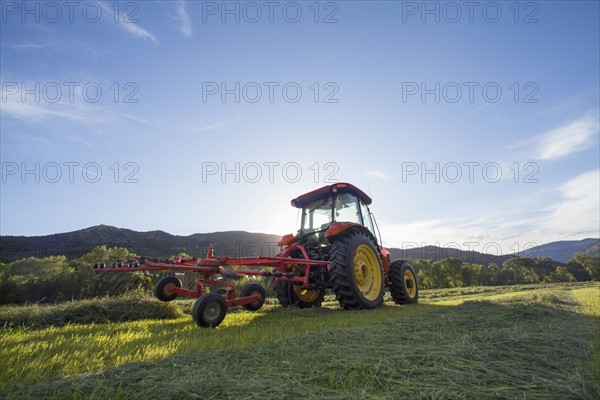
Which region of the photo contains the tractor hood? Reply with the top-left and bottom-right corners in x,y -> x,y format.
291,182 -> 372,208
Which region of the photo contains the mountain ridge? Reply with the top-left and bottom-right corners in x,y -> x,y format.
515,238 -> 599,262
1,225 -> 597,264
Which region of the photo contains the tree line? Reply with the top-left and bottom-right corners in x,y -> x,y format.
0,246 -> 150,305
0,246 -> 598,304
413,253 -> 599,289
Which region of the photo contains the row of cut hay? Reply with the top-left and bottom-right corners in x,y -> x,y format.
0,292 -> 183,329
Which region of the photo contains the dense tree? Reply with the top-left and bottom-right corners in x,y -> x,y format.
566,259 -> 592,281
571,253 -> 600,280
544,266 -> 576,283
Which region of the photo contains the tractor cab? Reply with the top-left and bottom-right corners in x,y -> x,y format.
286,183 -> 379,249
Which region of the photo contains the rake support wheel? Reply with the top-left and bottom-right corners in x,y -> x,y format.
192,293 -> 228,328
239,282 -> 266,311
154,276 -> 182,302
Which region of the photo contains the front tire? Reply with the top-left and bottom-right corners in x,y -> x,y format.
329,232 -> 384,309
275,281 -> 324,309
292,285 -> 325,308
275,280 -> 296,308
192,293 -> 228,328
154,276 -> 182,302
388,260 -> 419,304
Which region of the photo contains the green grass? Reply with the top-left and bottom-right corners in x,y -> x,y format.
0,302 -> 444,386
1,282 -> 598,399
570,285 -> 600,391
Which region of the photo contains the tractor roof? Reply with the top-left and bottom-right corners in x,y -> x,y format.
291,183 -> 372,208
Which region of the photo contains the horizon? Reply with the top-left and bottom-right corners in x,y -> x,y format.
2,223 -> 598,258
1,1 -> 599,255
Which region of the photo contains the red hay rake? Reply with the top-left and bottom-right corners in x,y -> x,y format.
94,244 -> 330,328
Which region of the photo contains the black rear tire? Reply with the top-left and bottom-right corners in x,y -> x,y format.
239,283 -> 266,311
192,293 -> 227,328
154,276 -> 182,302
329,232 -> 384,309
388,260 -> 419,304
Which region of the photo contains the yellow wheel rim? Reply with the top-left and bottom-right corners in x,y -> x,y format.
291,265 -> 322,303
353,244 -> 382,301
293,285 -> 322,302
404,269 -> 417,298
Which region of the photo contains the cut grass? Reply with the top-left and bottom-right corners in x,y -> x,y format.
1,282 -> 598,399
418,281 -> 591,302
0,291 -> 183,329
0,302 -> 445,386
570,285 -> 600,390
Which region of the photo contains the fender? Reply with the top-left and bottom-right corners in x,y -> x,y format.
325,222 -> 380,247
326,222 -> 390,272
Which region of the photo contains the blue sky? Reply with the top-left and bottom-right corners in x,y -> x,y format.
1,0 -> 599,256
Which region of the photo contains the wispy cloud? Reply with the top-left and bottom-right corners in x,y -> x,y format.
173,1 -> 193,38
198,121 -> 232,132
1,89 -> 109,124
9,43 -> 54,49
1,87 -> 110,148
366,170 -> 394,180
535,114 -> 599,159
541,169 -> 600,236
98,1 -> 158,43
506,114 -> 599,160
63,135 -> 94,147
120,113 -> 152,126
0,81 -> 150,137
6,39 -> 104,60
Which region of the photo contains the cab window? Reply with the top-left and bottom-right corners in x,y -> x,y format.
359,200 -> 376,235
302,196 -> 333,231
335,193 -> 361,224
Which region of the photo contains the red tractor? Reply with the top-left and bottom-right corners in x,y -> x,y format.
275,182 -> 418,310
94,183 -> 418,327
